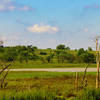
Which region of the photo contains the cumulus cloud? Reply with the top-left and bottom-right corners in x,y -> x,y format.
27,24 -> 59,34
0,0 -> 35,12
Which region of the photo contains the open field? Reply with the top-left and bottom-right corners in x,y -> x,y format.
9,61 -> 97,69
0,71 -> 99,100
7,71 -> 97,79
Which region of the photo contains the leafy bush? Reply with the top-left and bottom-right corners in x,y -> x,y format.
40,52 -> 47,55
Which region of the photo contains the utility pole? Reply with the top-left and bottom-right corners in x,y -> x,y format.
96,38 -> 99,89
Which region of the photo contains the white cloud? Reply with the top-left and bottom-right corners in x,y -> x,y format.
19,6 -> 32,11
27,24 -> 59,34
3,0 -> 11,3
84,28 -> 89,32
0,0 -> 34,12
0,35 -> 19,43
0,5 -> 5,11
0,36 -> 7,41
8,6 -> 16,11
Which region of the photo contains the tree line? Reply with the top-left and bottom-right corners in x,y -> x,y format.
0,44 -> 96,64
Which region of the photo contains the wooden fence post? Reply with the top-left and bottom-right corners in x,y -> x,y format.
75,72 -> 78,92
96,39 -> 99,89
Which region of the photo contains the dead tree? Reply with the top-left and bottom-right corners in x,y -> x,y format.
0,64 -> 11,89
81,64 -> 89,89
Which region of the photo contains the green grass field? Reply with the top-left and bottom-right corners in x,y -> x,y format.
9,61 -> 97,69
0,71 -> 99,100
7,71 -> 97,79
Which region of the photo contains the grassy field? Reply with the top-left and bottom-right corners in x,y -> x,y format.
8,61 -> 97,69
7,71 -> 97,79
0,71 -> 98,100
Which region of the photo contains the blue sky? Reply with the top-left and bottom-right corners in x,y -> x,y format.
0,0 -> 100,49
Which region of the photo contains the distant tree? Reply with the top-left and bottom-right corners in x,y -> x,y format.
45,53 -> 54,63
80,52 -> 95,63
40,52 -> 47,55
75,49 -> 77,51
77,48 -> 85,56
59,51 -> 67,63
66,53 -> 75,63
33,46 -> 38,50
29,53 -> 39,60
77,47 -> 95,63
56,44 -> 65,50
3,49 -> 17,62
88,47 -> 92,51
39,56 -> 45,63
55,50 -> 75,63
27,45 -> 34,52
55,50 -> 62,63
46,56 -> 51,63
47,48 -> 51,50
65,47 -> 70,50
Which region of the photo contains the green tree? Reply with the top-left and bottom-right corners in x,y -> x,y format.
3,48 -> 17,62
80,52 -> 95,63
65,47 -> 70,50
88,47 -> 92,51
46,53 -> 54,63
55,50 -> 75,63
56,44 -> 65,50
77,48 -> 85,56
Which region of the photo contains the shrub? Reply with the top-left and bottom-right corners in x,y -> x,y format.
40,52 -> 47,55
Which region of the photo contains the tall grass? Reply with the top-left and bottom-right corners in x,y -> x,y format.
0,89 -> 66,100
75,88 -> 100,100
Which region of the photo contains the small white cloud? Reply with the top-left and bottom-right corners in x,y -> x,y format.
84,28 -> 89,32
19,6 -> 31,11
8,6 -> 16,11
27,24 -> 59,34
0,35 -> 19,42
0,5 -> 5,11
0,0 -> 34,12
0,5 -> 15,11
0,36 -> 7,41
3,0 -> 11,3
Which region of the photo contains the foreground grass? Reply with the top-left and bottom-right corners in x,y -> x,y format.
0,89 -> 66,100
0,71 -> 99,100
0,88 -> 100,100
9,61 -> 97,69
